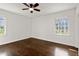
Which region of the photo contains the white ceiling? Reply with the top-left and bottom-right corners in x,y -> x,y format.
0,3 -> 78,18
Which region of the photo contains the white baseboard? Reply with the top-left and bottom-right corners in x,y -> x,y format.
0,36 -> 30,45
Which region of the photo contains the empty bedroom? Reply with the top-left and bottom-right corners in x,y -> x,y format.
0,3 -> 78,56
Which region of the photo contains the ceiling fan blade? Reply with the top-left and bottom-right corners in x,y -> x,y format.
34,3 -> 39,7
34,9 -> 40,12
23,3 -> 29,7
30,11 -> 33,13
30,4 -> 33,8
22,8 -> 29,10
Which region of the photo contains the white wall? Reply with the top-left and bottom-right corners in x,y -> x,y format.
32,8 -> 78,47
75,6 -> 79,48
0,9 -> 31,45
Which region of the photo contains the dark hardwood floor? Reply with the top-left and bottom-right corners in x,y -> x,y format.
0,37 -> 78,56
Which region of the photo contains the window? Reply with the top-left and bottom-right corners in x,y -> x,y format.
55,16 -> 69,35
0,16 -> 6,36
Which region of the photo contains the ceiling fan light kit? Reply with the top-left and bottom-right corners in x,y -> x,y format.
22,3 -> 40,13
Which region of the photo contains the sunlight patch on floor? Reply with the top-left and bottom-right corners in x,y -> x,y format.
54,47 -> 69,56
0,52 -> 8,56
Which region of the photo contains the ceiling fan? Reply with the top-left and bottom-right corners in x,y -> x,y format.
22,3 -> 40,13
